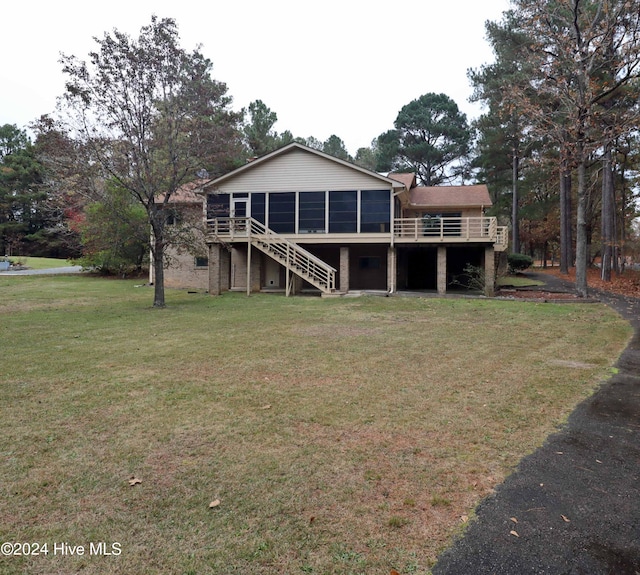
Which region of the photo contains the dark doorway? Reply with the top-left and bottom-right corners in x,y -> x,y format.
400,247 -> 437,290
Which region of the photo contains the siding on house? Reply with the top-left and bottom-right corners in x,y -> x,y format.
211,148 -> 396,194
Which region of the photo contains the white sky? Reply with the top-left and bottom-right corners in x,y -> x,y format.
2,1 -> 511,156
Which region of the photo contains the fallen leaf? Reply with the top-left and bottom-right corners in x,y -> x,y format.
209,499 -> 221,508
510,530 -> 519,537
260,404 -> 272,410
460,515 -> 469,523
390,570 -> 401,575
510,517 -> 518,524
596,459 -> 602,464
309,516 -> 315,524
561,515 -> 570,523
128,477 -> 142,486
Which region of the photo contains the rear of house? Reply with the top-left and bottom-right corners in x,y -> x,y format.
164,143 -> 507,296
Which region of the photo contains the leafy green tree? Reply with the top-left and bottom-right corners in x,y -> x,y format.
354,140 -> 379,171
376,93 -> 472,185
75,180 -> 149,274
468,13 -> 538,254
243,100 -> 288,157
58,16 -> 244,307
322,135 -> 352,161
0,124 -> 74,256
299,136 -> 323,150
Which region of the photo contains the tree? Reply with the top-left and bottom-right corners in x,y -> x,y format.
0,124 -> 75,257
354,140 -> 379,171
242,100 -> 293,157
322,135 -> 352,161
376,93 -> 472,186
75,179 -> 149,275
468,13 -> 539,254
505,0 -> 640,296
58,16 -> 244,307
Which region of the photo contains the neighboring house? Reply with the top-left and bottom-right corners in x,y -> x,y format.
165,142 -> 507,296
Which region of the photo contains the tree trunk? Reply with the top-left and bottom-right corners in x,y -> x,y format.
151,217 -> 166,308
153,246 -> 165,307
575,152 -> 589,297
559,160 -> 573,274
601,144 -> 614,282
512,149 -> 519,254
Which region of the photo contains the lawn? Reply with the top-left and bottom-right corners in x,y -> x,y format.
0,276 -> 632,575
2,256 -> 73,270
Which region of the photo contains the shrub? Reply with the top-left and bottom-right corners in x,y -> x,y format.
508,253 -> 534,273
451,263 -> 486,292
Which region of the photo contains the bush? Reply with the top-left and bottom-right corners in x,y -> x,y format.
451,263 -> 486,292
508,253 -> 534,273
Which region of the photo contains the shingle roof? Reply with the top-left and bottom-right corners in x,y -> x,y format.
388,172 -> 416,190
409,185 -> 492,208
158,180 -> 206,204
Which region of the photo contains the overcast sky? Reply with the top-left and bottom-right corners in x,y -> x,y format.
2,1 -> 511,155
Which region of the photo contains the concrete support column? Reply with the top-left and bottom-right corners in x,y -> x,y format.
387,247 -> 396,293
250,249 -> 262,293
437,246 -> 447,295
484,246 -> 495,297
208,243 -> 222,295
339,246 -> 350,293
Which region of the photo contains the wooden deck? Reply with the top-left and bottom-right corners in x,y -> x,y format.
206,217 -> 509,251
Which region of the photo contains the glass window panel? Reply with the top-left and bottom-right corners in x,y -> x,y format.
268,192 -> 295,233
207,193 -> 229,219
329,191 -> 357,233
360,189 -> 390,233
299,191 -> 326,233
251,193 -> 266,224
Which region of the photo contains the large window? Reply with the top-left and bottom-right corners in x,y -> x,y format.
298,192 -> 326,233
360,190 -> 390,233
329,191 -> 357,233
268,192 -> 296,233
251,193 -> 266,224
207,193 -> 229,219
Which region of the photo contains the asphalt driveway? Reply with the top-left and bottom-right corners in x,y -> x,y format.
433,273 -> 640,574
0,265 -> 83,276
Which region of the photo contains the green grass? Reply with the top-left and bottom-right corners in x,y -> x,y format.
0,276 -> 632,574
4,256 -> 72,269
497,274 -> 544,287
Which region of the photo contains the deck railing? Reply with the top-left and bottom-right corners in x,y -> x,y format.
495,226 -> 509,251
394,216 -> 499,242
209,216 -> 504,243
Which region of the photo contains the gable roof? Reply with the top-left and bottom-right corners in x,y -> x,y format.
388,172 -> 417,190
408,185 -> 492,209
203,142 -> 407,192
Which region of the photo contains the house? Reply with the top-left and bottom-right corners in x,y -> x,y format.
164,143 -> 507,296
158,182 -> 211,291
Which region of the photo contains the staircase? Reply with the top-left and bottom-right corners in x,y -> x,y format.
208,217 -> 336,294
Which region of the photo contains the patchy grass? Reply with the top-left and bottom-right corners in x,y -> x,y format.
0,276 -> 632,574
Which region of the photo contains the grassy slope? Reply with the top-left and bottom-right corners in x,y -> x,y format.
0,276 -> 631,574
